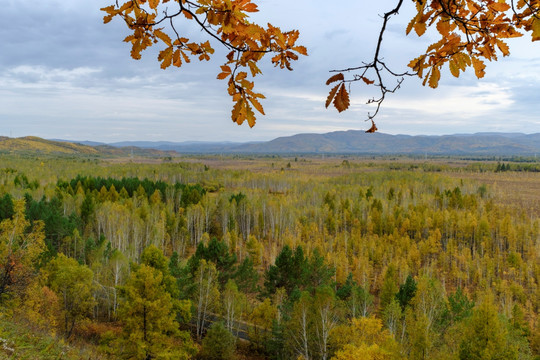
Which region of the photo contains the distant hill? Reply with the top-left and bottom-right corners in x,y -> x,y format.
108,140 -> 260,153
0,137 -> 175,157
92,131 -> 540,156
233,131 -> 540,155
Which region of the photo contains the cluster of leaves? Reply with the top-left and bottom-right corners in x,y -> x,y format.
101,0 -> 307,127
326,0 -> 540,130
406,0 -> 529,88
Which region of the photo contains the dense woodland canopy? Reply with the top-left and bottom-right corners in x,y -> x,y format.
0,154 -> 538,359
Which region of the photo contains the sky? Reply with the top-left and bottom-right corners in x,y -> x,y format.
1,0 -> 540,143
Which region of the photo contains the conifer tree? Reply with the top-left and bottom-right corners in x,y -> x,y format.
200,322 -> 236,360
118,263 -> 195,359
459,297 -> 518,360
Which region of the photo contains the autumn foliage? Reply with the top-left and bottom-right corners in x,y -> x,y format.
0,154 -> 539,358
101,1 -> 540,131
101,0 -> 307,127
326,0 -> 540,129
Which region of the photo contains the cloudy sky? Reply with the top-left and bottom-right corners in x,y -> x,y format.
1,0 -> 539,142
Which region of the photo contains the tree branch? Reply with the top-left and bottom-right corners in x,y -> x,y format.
328,0 -> 415,131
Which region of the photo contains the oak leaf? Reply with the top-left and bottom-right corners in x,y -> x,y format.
148,0 -> 159,10
249,96 -> 265,115
217,65 -> 232,80
173,49 -> 182,67
326,73 -> 344,85
245,102 -> 256,127
428,66 -> 441,89
489,2 -> 511,12
326,84 -> 340,108
449,59 -> 460,77
406,16 -> 417,35
158,47 -> 173,69
414,21 -> 427,36
531,18 -> 540,41
333,84 -> 350,112
471,57 -> 486,78
366,121 -> 378,133
154,29 -> 172,46
361,77 -> 375,85
496,39 -> 510,56
436,19 -> 451,36
292,46 -> 308,56
232,99 -> 244,125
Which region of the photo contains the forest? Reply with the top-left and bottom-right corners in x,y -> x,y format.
0,153 -> 538,359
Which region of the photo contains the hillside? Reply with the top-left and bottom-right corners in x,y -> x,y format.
0,136 -> 100,155
0,136 -> 176,157
236,131 -> 540,155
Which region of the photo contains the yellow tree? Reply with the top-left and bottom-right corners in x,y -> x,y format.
0,199 -> 45,299
312,286 -> 340,360
45,253 -> 96,338
193,259 -> 220,341
249,298 -> 277,352
19,279 -> 62,336
330,317 -> 399,360
331,344 -> 394,360
222,279 -> 247,336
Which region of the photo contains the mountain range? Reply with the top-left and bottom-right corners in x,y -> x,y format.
106,131 -> 540,155
2,131 -> 540,156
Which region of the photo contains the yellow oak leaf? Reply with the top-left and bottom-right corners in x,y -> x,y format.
449,59 -> 460,77
158,47 -> 173,69
532,18 -> 540,41
496,39 -> 510,56
414,21 -> 427,36
292,46 -> 308,56
148,0 -> 160,10
471,57 -> 486,78
232,99 -> 244,125
249,96 -> 265,115
173,49 -> 182,67
489,2 -> 511,12
406,16 -> 417,35
428,66 -> 441,88
245,102 -> 256,127
436,19 -> 451,37
154,29 -> 171,46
